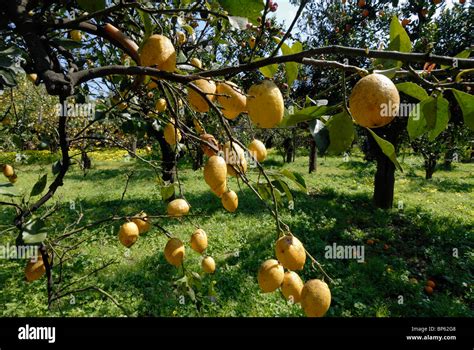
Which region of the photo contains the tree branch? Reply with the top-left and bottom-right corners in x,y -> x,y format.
71,45 -> 474,88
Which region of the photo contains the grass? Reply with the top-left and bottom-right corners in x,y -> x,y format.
0,148 -> 473,317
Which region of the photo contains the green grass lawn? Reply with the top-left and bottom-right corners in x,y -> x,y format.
0,148 -> 473,317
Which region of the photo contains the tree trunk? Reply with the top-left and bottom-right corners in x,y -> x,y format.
425,156 -> 437,180
292,128 -> 296,162
368,125 -> 400,209
442,149 -> 454,170
309,138 -> 317,173
128,136 -> 136,157
265,135 -> 273,149
373,153 -> 395,209
148,124 -> 176,183
283,137 -> 294,163
192,147 -> 204,170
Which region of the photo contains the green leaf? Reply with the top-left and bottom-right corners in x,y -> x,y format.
0,68 -> 17,87
273,38 -> 302,86
452,89 -> 474,131
376,16 -> 412,68
407,98 -> 432,140
51,38 -> 83,50
441,49 -> 471,69
278,169 -> 308,194
138,9 -> 154,39
218,0 -> 264,24
76,0 -> 106,12
389,15 -> 412,51
30,174 -> 47,197
52,160 -> 61,175
407,95 -> 450,141
396,82 -> 429,101
427,95 -> 450,141
253,56 -> 278,78
256,183 -> 272,201
279,105 -> 332,127
160,183 -> 175,201
325,111 -> 355,155
367,128 -> 402,171
275,179 -> 293,205
310,120 -> 330,154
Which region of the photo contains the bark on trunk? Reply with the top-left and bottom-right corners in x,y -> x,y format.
309,138 -> 317,173
373,153 -> 395,209
192,147 -> 204,170
283,137 -> 294,163
148,124 -> 176,183
424,156 -> 437,180
368,126 -> 400,209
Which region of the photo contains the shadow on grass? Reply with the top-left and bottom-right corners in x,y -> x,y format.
92,185 -> 473,317
406,177 -> 474,193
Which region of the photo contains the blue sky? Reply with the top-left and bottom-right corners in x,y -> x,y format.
271,0 -> 457,30
271,0 -> 299,28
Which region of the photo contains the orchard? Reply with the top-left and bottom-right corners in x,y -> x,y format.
0,0 -> 472,318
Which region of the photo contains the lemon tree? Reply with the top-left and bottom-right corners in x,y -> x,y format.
0,0 -> 472,317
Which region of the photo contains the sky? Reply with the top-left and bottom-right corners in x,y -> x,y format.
270,0 -> 458,31
271,0 -> 299,28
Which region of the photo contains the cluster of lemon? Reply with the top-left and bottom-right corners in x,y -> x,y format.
258,235 -> 331,317
163,229 -> 216,274
118,212 -> 151,248
1,164 -> 18,184
117,202 -> 215,274
139,34 -> 285,128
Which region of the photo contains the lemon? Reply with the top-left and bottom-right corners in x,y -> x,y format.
200,133 -> 219,157
132,212 -> 151,234
249,36 -> 256,49
71,30 -> 82,42
247,80 -> 284,128
202,256 -> 216,273
164,122 -> 182,145
190,228 -> 208,254
221,190 -> 238,213
2,164 -> 14,178
216,81 -> 247,120
281,271 -> 304,303
25,255 -> 46,282
118,222 -> 140,248
155,98 -> 167,112
188,79 -> 216,112
190,57 -> 202,69
275,235 -> 306,271
203,156 -> 227,195
167,199 -> 190,217
210,182 -> 227,198
27,73 -> 37,83
257,259 -> 284,293
301,279 -> 331,317
140,34 -> 176,72
222,142 -> 247,177
247,139 -> 267,162
177,31 -> 186,45
164,238 -> 185,266
348,73 -> 399,128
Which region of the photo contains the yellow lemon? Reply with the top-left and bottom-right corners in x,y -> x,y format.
247,80 -> 284,128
